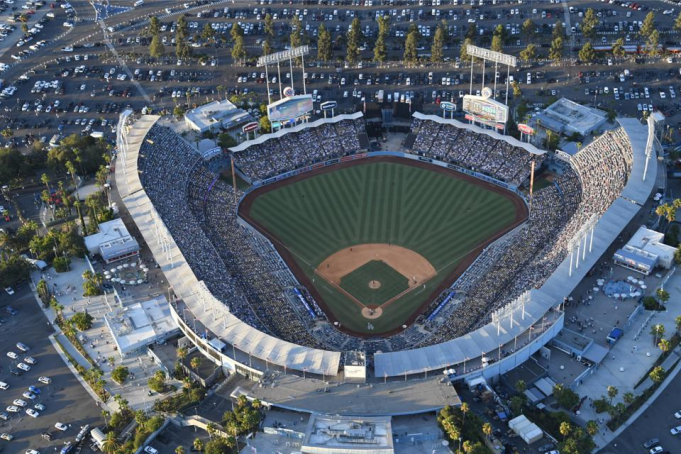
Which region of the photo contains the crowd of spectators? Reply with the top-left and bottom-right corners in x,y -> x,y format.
136,118 -> 634,358
411,118 -> 542,187
233,119 -> 365,181
418,128 -> 633,345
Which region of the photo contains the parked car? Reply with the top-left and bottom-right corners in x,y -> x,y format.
55,422 -> 68,431
38,376 -> 51,384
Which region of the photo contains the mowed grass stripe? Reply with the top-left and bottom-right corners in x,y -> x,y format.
246,160 -> 521,334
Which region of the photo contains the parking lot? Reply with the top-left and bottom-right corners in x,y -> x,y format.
0,0 -> 677,150
0,284 -> 102,452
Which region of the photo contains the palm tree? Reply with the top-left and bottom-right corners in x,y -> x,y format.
175,447 -> 186,454
607,385 -> 618,404
623,392 -> 635,406
101,410 -> 110,428
102,431 -> 119,454
177,346 -> 188,362
193,438 -> 204,452
586,420 -> 598,436
41,173 -> 51,199
460,402 -> 469,428
676,315 -> 681,331
516,380 -> 527,393
651,324 -> 665,346
82,270 -> 94,281
482,422 -> 492,440
659,338 -> 671,354
216,85 -> 225,101
190,356 -> 201,373
559,421 -> 572,441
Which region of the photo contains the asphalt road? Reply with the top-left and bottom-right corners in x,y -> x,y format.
599,369 -> 681,454
0,284 -> 102,452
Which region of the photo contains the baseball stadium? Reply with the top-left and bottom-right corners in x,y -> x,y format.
115,105 -> 656,414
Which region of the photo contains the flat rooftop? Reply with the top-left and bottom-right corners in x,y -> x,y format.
542,98 -> 607,133
303,415 -> 393,453
232,373 -> 460,416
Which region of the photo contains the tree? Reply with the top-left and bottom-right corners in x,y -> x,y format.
656,288 -> 670,304
230,23 -> 246,62
175,15 -> 191,59
675,11 -> 681,31
659,338 -> 671,354
102,431 -> 119,454
48,135 -> 109,175
581,8 -> 599,39
0,254 -> 33,287
623,392 -> 635,405
204,437 -> 234,454
549,36 -> 564,62
646,29 -> 660,56
493,24 -> 507,42
520,44 -> 537,63
578,42 -> 595,63
177,346 -> 188,362
290,15 -> 303,49
149,16 -> 160,36
262,39 -> 273,56
559,421 -> 572,441
201,23 -> 215,42
264,13 -> 274,40
431,24 -> 445,63
650,366 -> 666,384
375,15 -> 390,63
640,12 -> 656,39
586,420 -> 598,437
259,114 -> 271,134
509,395 -> 525,415
318,24 -> 332,62
491,34 -> 503,53
193,438 -> 204,452
511,80 -> 521,97
465,22 -> 477,41
651,323 -> 665,346
553,20 -> 565,40
521,19 -> 535,40
150,34 -> 165,59
482,422 -> 492,439
71,312 -> 94,331
1,128 -> 12,139
554,383 -> 580,410
403,30 -> 419,66
0,148 -> 30,186
148,370 -> 167,393
190,356 -> 201,373
111,366 -> 130,384
460,38 -> 472,63
612,38 -> 625,58
606,385 -> 618,404
175,447 -> 185,454
461,402 -> 469,428
346,17 -> 363,64
516,380 -> 527,393
676,315 -> 681,331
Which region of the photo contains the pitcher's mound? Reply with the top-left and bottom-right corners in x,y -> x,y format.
361,307 -> 383,319
368,280 -> 382,289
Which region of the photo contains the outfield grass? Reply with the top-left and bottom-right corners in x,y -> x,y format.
246,160 -> 520,334
340,260 -> 410,306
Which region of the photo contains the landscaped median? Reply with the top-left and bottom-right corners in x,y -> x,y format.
53,332 -> 109,401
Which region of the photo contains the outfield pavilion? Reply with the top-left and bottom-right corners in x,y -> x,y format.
114,110 -> 656,415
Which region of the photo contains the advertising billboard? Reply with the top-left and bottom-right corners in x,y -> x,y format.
320,101 -> 337,110
518,123 -> 535,135
440,101 -> 456,112
267,95 -> 313,122
242,122 -> 259,133
462,95 -> 509,124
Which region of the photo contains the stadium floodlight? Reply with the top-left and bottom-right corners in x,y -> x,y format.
466,45 -> 517,67
257,46 -> 310,67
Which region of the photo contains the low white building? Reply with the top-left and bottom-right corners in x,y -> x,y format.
105,296 -> 179,357
84,218 -> 140,264
536,98 -> 607,136
302,415 -> 394,454
613,225 -> 676,274
184,99 -> 251,133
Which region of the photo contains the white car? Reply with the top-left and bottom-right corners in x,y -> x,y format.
6,406 -> 18,413
650,447 -> 663,454
22,391 -> 36,400
4,287 -> 14,295
38,376 -> 51,385
7,352 -> 17,360
0,382 -> 8,390
17,363 -> 30,372
0,433 -> 12,441
671,425 -> 681,435
34,403 -> 45,411
26,450 -> 40,454
24,357 -> 36,365
13,399 -> 26,407
26,408 -> 39,418
55,422 -> 68,431
16,343 -> 29,352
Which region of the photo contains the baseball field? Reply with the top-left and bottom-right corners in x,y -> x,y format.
240,156 -> 527,336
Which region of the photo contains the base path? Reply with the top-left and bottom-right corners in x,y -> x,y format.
315,244 -> 437,287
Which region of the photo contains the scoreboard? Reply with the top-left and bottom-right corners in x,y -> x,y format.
462,95 -> 509,125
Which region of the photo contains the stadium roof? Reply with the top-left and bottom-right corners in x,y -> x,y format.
375,118 -> 657,377
115,115 -> 341,376
412,112 -> 546,156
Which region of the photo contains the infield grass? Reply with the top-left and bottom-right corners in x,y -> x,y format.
245,159 -> 521,334
340,260 -> 410,306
